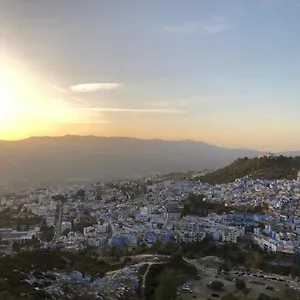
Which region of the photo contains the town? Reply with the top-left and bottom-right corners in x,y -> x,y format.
1,162 -> 300,299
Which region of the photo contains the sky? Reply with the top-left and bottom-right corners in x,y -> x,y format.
1,0 -> 300,151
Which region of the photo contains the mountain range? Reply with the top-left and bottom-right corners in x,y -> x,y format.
0,135 -> 299,190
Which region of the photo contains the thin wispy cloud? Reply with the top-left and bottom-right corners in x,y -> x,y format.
70,83 -> 122,92
49,107 -> 186,114
65,120 -> 112,124
164,16 -> 230,36
13,105 -> 186,115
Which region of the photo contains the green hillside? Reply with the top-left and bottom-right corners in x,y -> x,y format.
197,155 -> 300,185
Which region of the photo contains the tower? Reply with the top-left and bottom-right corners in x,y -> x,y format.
55,200 -> 64,241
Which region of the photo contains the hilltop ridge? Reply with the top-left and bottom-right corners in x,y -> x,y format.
198,155 -> 300,185
0,136 -> 299,189
0,136 -> 260,189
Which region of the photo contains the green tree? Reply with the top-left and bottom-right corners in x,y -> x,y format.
40,226 -> 55,242
235,279 -> 246,291
221,294 -> 240,300
208,281 -> 224,291
162,241 -> 178,255
73,189 -> 86,199
151,240 -> 163,253
155,269 -> 179,300
0,291 -> 12,300
73,260 -> 88,276
61,228 -> 70,236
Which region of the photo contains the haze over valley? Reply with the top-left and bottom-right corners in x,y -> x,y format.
1,135 -> 299,190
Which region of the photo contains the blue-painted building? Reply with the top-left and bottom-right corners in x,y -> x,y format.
213,229 -> 222,241
145,231 -> 173,244
187,222 -> 196,232
164,201 -> 181,220
232,213 -> 263,227
111,236 -> 127,247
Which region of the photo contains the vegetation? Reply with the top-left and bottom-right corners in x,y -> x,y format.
40,226 -> 55,242
72,189 -> 86,199
0,248 -> 133,299
181,193 -> 232,216
12,237 -> 40,253
145,254 -> 197,300
182,193 -> 207,216
197,156 -> 300,184
257,294 -> 280,300
106,237 -> 300,279
52,195 -> 67,202
154,269 -> 179,300
208,280 -> 224,290
221,294 -> 240,300
235,279 -> 246,291
0,208 -> 42,228
181,193 -> 270,217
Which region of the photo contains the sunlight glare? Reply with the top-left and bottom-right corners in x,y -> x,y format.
0,78 -> 14,129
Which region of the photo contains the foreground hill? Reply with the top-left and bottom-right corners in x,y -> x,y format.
0,136 -> 260,189
199,156 -> 300,184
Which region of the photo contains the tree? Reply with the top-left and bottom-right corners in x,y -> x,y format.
182,194 -> 208,216
0,291 -> 12,300
221,294 -> 240,300
257,294 -> 280,300
208,281 -> 224,291
162,241 -> 178,255
219,261 -> 230,273
155,269 -> 179,300
73,189 -> 86,199
40,226 -> 55,242
52,194 -> 67,202
72,260 -> 87,277
151,240 -> 163,253
61,228 -> 70,236
12,241 -> 21,253
235,279 -> 246,291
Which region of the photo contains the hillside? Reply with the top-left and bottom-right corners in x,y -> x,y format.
198,156 -> 300,185
0,136 -> 260,189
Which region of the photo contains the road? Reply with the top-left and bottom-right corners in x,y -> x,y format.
105,255 -> 168,300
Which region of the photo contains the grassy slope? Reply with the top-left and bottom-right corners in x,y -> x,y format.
198,156 -> 300,185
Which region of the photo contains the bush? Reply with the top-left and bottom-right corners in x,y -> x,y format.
235,279 -> 246,290
208,281 -> 224,291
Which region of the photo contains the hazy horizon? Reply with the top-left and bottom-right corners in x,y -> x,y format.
1,1 -> 300,151
1,134 -> 300,154
0,134 -> 287,152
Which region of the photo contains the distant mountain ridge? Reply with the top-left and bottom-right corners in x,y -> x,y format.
198,155 -> 300,185
0,135 -> 298,189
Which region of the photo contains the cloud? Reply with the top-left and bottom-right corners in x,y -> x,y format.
70,83 -> 122,92
164,16 -> 230,35
18,106 -> 186,115
58,107 -> 186,114
65,120 -> 112,124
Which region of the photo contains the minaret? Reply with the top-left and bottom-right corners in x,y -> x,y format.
55,200 -> 64,241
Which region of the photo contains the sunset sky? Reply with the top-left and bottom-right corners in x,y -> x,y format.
1,0 -> 300,151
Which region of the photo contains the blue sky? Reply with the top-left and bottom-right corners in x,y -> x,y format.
1,0 -> 300,151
